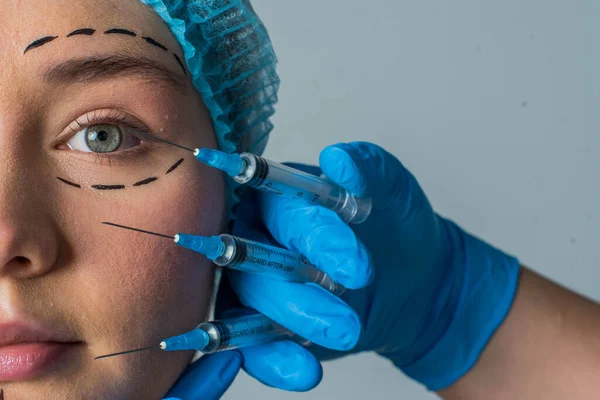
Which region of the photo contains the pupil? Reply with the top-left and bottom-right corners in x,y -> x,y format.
97,131 -> 109,141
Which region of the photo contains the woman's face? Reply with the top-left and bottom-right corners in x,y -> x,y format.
0,0 -> 226,398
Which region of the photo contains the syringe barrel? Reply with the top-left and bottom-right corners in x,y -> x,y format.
214,235 -> 346,296
235,153 -> 372,224
200,314 -> 295,353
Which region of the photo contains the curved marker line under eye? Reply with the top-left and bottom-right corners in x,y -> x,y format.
57,177 -> 82,188
92,184 -> 126,191
133,177 -> 158,187
57,155 -> 183,190
166,158 -> 185,174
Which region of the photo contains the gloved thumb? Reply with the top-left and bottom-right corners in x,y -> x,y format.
319,142 -> 419,212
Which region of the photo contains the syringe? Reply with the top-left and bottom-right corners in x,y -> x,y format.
95,313 -> 304,360
129,130 -> 371,224
195,148 -> 372,224
103,222 -> 346,296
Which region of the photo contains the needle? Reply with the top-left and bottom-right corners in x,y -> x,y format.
132,129 -> 196,153
94,345 -> 161,360
101,222 -> 174,240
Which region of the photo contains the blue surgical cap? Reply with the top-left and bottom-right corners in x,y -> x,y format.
140,0 -> 279,156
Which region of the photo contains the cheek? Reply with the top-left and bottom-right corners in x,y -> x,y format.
79,237 -> 214,345
74,161 -> 226,337
46,160 -> 226,397
153,161 -> 227,235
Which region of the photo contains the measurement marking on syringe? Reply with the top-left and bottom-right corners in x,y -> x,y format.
259,182 -> 283,195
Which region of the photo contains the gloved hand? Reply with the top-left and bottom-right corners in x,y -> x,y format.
226,142 -> 521,391
163,350 -> 242,400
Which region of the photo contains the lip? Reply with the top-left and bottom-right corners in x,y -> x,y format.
0,322 -> 82,381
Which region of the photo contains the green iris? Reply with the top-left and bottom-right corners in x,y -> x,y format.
85,125 -> 122,153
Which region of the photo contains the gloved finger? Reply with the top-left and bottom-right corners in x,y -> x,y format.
257,195 -> 374,289
232,189 -> 263,229
213,307 -> 322,391
239,340 -> 323,392
219,307 -> 257,319
232,160 -> 373,289
231,189 -> 283,250
231,211 -> 279,248
319,142 -> 415,205
163,350 -> 242,400
229,270 -> 361,351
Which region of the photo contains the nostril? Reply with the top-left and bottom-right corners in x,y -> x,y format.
13,256 -> 30,266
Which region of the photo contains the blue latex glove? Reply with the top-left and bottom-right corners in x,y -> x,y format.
163,351 -> 242,400
226,142 -> 520,391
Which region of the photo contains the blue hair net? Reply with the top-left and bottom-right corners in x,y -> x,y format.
138,2 -> 278,366
139,0 -> 279,156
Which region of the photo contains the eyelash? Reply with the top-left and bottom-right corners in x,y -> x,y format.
65,109 -> 153,166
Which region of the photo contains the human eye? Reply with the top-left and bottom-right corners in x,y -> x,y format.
67,123 -> 138,154
57,109 -> 154,161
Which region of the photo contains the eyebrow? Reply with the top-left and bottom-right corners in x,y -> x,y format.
43,54 -> 187,93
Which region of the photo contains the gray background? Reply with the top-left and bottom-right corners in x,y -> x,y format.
224,0 -> 599,398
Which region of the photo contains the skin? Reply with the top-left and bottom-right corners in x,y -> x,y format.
439,268 -> 600,399
0,0 -> 226,399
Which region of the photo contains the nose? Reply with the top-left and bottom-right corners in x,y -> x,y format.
0,189 -> 59,280
0,150 -> 60,280
0,216 -> 60,279
0,89 -> 61,280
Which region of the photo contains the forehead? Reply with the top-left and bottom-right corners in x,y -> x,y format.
0,0 -> 184,104
0,0 -> 176,62
1,0 -> 163,35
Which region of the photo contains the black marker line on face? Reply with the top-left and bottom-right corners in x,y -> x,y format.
104,28 -> 137,37
166,158 -> 185,174
67,28 -> 96,37
173,54 -> 187,75
143,37 -> 168,51
133,177 -> 158,187
92,184 -> 126,191
24,36 -> 59,54
57,177 -> 82,188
